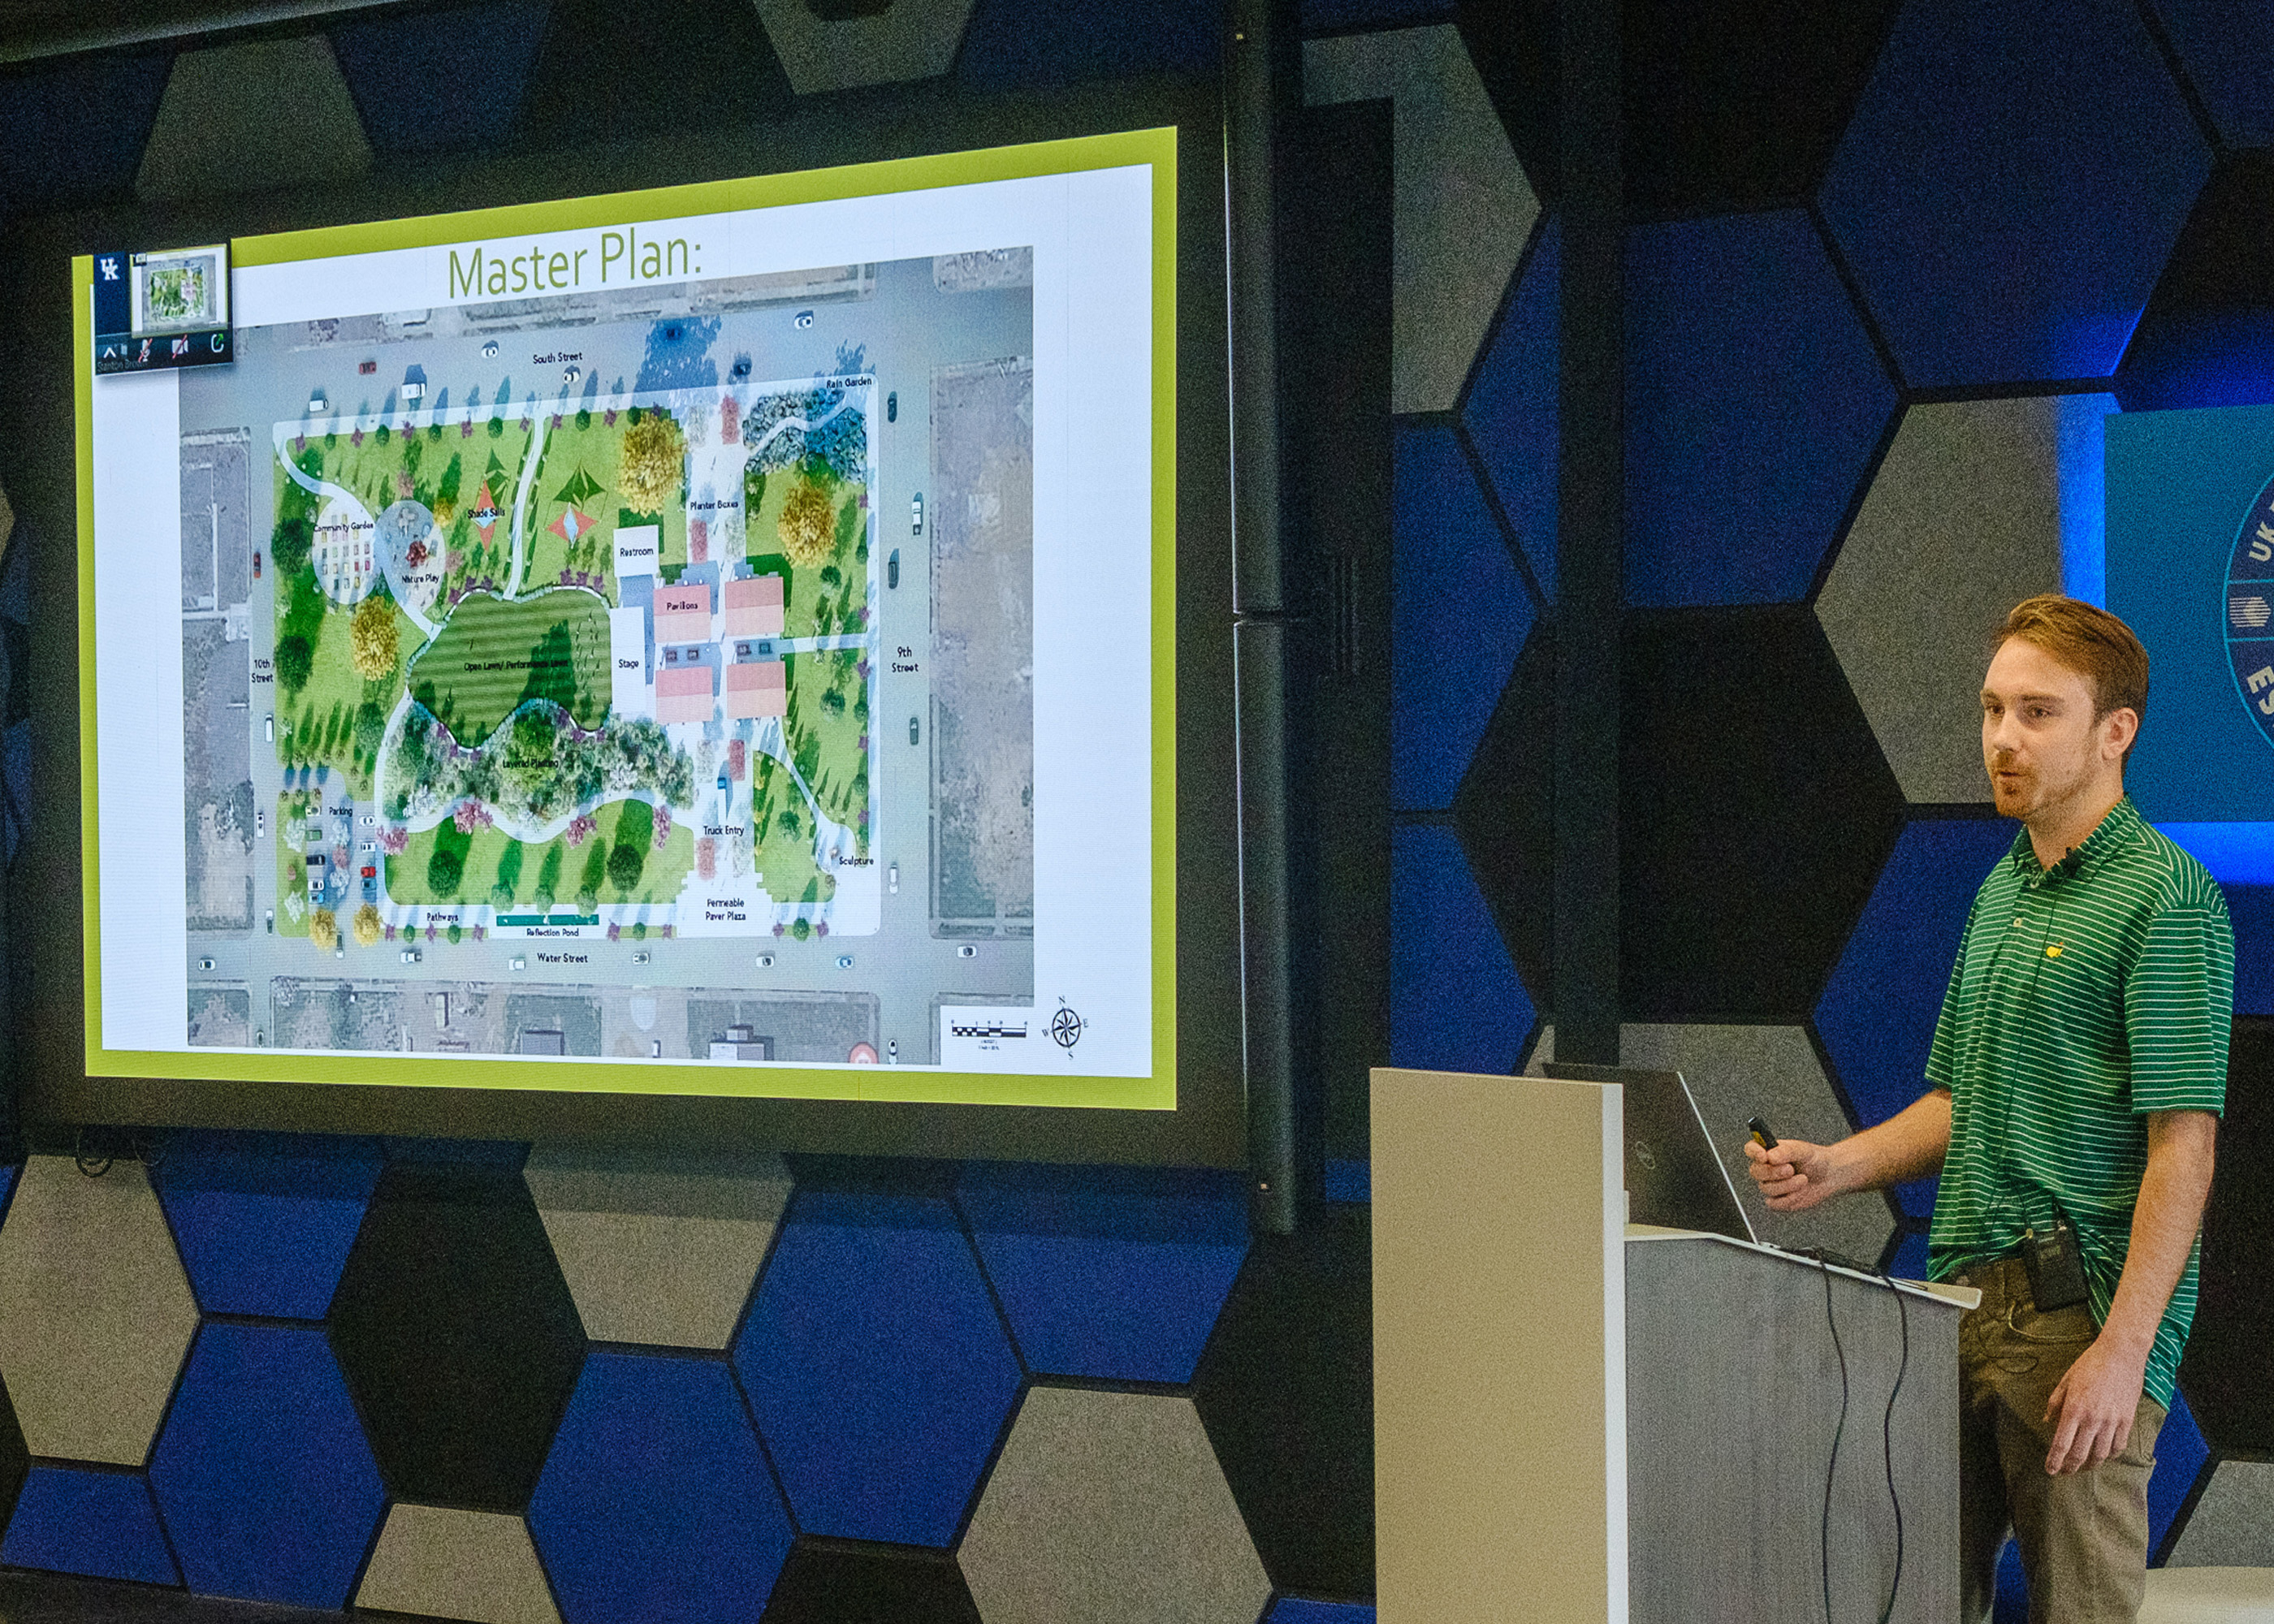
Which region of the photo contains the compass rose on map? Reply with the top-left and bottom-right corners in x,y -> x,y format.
1050,1005 -> 1086,1050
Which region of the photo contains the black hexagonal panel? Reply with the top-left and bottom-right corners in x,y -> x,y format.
517,0 -> 794,151
2179,1017 -> 2274,1452
1455,0 -> 1903,214
330,1160 -> 586,1510
759,1538 -> 984,1624
1456,606 -> 1905,1021
0,1370 -> 27,1550
1191,1205 -> 1372,1600
2118,151 -> 2274,412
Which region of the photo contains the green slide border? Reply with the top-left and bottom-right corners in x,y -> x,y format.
76,127 -> 1178,1111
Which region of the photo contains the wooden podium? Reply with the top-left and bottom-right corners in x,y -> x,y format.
1372,1066 -> 1978,1624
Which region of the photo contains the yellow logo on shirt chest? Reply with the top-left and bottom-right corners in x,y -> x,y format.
2045,942 -> 2065,959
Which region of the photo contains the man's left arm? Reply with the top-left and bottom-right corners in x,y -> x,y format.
2043,1109 -> 2218,1475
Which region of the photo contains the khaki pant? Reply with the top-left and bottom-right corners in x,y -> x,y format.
1954,1257 -> 2166,1624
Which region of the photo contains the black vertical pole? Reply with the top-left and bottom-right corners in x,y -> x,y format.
1554,0 -> 1623,1065
1228,0 -> 1297,1232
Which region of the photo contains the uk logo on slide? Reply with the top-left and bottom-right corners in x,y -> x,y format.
2229,467 -> 2274,748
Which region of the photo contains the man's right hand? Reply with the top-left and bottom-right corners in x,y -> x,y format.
1744,1138 -> 1842,1212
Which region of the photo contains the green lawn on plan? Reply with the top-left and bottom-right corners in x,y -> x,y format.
274,580 -> 426,800
744,470 -> 870,642
750,751 -> 832,907
781,649 -> 870,853
386,799 -> 693,909
407,588 -> 612,741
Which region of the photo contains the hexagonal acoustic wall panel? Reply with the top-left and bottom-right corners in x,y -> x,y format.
330,1161 -> 586,1510
1815,816 -> 2022,1219
1528,1023 -> 1900,1268
529,1351 -> 792,1624
1623,209 -> 1895,607
1459,217 -> 1558,596
1269,1603 -> 1377,1624
356,1504 -> 561,1624
1452,0 -> 1902,215
1457,607 -> 1906,1021
1390,424 -> 1535,811
753,0 -> 976,94
960,1387 -> 1271,1624
1820,0 -> 2211,387
0,1369 -> 24,1548
135,35 -> 373,202
2149,1391 -> 2212,1561
760,1539 -> 983,1623
0,51 -> 172,219
955,1163 -> 1247,1384
956,0 -> 1217,92
2166,1460 -> 2274,1566
152,1129 -> 382,1320
331,0 -> 550,157
2117,154 -> 2274,413
1191,1207 -> 1373,1600
1815,396 -> 2107,804
523,1146 -> 792,1350
1303,26 -> 1538,417
2151,0 -> 2274,150
1390,823 -> 1536,1077
2183,1018 -> 2274,1454
517,0 -> 794,150
149,1324 -> 387,1609
734,1189 -> 1022,1546
0,1157 -> 197,1465
0,1466 -> 178,1586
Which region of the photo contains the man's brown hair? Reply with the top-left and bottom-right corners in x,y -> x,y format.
1993,594 -> 2151,762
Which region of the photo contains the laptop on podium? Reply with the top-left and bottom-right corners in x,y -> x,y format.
1541,1061 -> 1757,1245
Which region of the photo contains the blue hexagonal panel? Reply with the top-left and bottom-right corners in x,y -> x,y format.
734,1190 -> 1022,1547
1391,823 -> 1536,1075
530,1350 -> 793,1624
0,1162 -> 15,1220
0,52 -> 172,219
1393,425 -> 1535,810
1821,0 -> 2211,387
958,0 -> 1217,91
956,1164 -> 1247,1384
1460,218 -> 1558,597
1626,209 -> 1894,605
1269,1602 -> 1377,1624
1816,817 -> 2019,1218
331,0 -> 549,156
149,1324 -> 386,1609
0,1466 -> 178,1585
2151,0 -> 2274,149
2232,884 -> 2274,1016
151,1129 -> 381,1320
2151,1389 -> 2212,1561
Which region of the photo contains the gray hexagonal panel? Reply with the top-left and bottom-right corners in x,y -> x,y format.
1304,25 -> 1539,415
1816,395 -> 2112,805
523,1147 -> 791,1350
959,1387 -> 1270,1624
356,1503 -> 560,1624
136,36 -> 371,202
2167,1458 -> 2274,1567
1530,1024 -> 1899,1267
0,1157 -> 199,1464
752,0 -> 976,94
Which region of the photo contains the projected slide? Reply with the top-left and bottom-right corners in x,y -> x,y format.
84,134 -> 1173,1105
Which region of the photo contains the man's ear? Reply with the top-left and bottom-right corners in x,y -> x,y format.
2103,706 -> 2139,762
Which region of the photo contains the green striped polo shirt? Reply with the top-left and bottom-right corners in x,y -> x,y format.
1925,796 -> 2233,1410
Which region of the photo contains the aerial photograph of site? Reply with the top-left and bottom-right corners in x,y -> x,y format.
177,248 -> 1036,1070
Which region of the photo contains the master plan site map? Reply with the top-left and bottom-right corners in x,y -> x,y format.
177,249 -> 1035,1069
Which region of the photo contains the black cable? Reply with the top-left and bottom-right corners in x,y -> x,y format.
1819,1251 -> 1850,1624
1876,1268 -> 1911,1624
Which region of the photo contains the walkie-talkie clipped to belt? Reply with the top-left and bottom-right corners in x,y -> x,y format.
2020,1207 -> 2090,1311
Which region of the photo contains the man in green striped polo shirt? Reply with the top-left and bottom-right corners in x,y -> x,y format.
1745,595 -> 2233,1624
